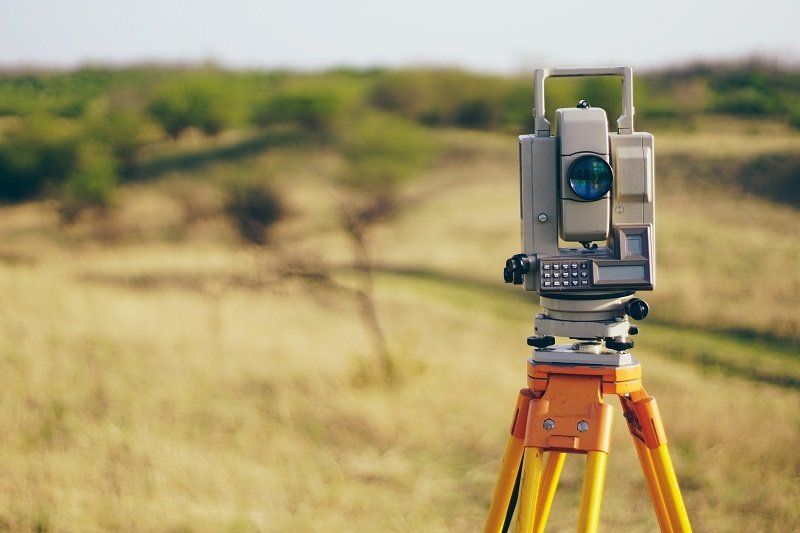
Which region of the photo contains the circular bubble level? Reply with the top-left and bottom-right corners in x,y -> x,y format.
568,155 -> 613,201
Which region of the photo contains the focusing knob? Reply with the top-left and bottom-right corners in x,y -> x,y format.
626,298 -> 649,320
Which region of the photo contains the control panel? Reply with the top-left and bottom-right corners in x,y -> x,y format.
537,224 -> 654,293
503,224 -> 655,293
537,257 -> 652,292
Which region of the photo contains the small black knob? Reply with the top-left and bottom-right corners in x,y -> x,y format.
527,335 -> 556,348
628,325 -> 639,336
606,337 -> 634,351
626,298 -> 649,320
502,254 -> 532,285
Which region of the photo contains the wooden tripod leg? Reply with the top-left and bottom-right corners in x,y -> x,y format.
633,437 -> 672,532
577,451 -> 608,533
516,447 -> 544,533
484,435 -> 525,533
532,452 -> 566,533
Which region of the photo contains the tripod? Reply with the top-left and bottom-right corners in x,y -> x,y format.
483,357 -> 692,532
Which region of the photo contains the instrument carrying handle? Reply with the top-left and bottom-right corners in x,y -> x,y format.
534,66 -> 634,136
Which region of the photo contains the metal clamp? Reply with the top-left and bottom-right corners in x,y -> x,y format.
534,66 -> 635,136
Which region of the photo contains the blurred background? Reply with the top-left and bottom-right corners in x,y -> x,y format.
0,1 -> 799,531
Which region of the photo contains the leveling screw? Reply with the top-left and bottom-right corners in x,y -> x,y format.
577,420 -> 589,432
543,419 -> 555,431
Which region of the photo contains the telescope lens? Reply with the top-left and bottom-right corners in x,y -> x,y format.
568,156 -> 613,201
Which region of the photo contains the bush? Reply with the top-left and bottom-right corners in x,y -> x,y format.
252,89 -> 345,134
57,142 -> 118,223
711,88 -> 777,116
454,98 -> 495,129
149,77 -> 229,138
338,113 -> 434,194
369,70 -> 518,130
0,117 -> 80,201
224,182 -> 286,245
790,108 -> 800,131
93,109 -> 149,171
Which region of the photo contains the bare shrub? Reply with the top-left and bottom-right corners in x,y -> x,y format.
224,182 -> 286,245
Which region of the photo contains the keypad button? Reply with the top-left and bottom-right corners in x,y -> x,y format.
543,281 -> 551,287
581,280 -> 588,286
553,264 -> 560,270
571,270 -> 578,277
553,281 -> 561,287
543,272 -> 551,279
571,280 -> 578,286
580,262 -> 588,269
580,272 -> 588,278
553,272 -> 560,278
562,263 -> 570,269
571,263 -> 578,269
543,263 -> 551,270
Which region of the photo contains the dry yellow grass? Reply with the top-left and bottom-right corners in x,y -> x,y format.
0,124 -> 797,531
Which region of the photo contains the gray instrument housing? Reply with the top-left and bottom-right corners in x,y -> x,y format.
519,67 -> 655,294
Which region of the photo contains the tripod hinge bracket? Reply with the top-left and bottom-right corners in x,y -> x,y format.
621,393 -> 667,448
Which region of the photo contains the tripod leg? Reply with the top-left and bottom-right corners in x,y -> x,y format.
532,452 -> 565,533
623,391 -> 692,533
515,447 -> 544,533
650,444 -> 692,533
632,437 -> 672,532
576,451 -> 607,533
484,436 -> 525,533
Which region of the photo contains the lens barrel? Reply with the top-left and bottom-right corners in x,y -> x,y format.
567,155 -> 613,201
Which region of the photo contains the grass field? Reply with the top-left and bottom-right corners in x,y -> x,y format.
0,115 -> 799,532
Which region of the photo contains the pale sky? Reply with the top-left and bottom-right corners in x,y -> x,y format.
1,0 -> 798,72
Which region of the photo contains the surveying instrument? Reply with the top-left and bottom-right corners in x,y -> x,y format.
484,67 -> 692,532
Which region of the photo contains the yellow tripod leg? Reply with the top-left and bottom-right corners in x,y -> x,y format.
484,436 -> 525,533
576,451 -> 607,533
632,438 -> 672,532
532,452 -> 565,533
516,447 -> 544,533
650,445 -> 692,532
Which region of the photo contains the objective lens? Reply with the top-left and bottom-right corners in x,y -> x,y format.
568,155 -> 613,201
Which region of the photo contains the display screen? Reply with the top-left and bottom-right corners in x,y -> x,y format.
626,235 -> 643,255
597,265 -> 646,281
